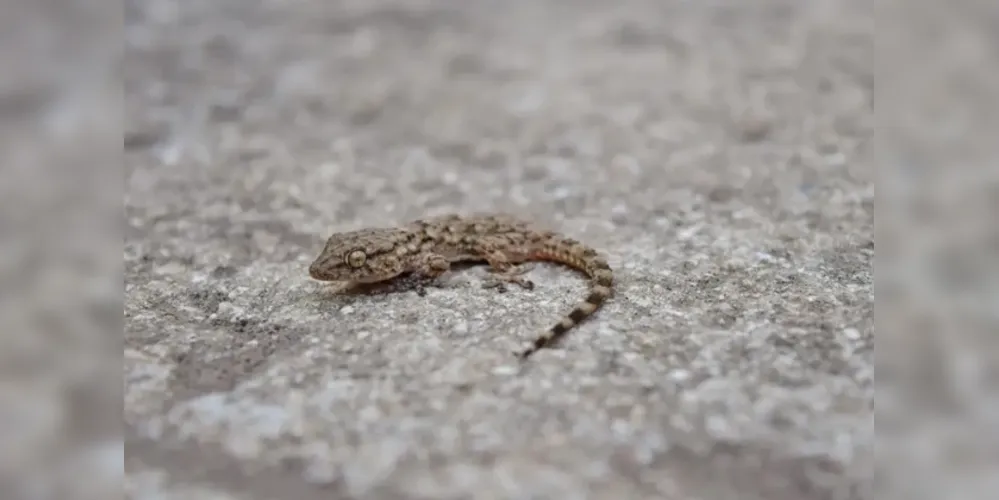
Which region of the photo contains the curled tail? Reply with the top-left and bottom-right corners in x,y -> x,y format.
518,240 -> 614,359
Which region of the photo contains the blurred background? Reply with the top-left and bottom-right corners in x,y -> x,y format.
0,0 -> 119,499
877,1 -> 999,499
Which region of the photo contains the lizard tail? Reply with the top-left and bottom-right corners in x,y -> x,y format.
518,240 -> 614,359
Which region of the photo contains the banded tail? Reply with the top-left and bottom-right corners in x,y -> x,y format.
518,239 -> 614,359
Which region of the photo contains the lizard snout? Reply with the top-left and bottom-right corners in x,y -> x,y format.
308,260 -> 328,280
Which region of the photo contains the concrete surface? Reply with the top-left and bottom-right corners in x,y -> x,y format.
124,0 -> 873,499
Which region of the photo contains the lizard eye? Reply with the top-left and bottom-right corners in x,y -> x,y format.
345,249 -> 367,268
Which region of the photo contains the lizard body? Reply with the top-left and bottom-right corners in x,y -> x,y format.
308,213 -> 613,359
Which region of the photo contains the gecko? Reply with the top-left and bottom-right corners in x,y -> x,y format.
307,213 -> 614,359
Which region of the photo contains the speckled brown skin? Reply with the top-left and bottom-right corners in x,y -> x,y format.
308,214 -> 614,359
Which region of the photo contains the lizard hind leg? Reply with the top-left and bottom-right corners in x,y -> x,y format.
479,251 -> 535,293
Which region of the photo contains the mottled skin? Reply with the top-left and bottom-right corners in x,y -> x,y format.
308,214 -> 614,359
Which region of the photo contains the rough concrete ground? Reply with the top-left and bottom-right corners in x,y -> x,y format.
124,0 -> 873,498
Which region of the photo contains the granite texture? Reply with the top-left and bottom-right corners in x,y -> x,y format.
124,0 -> 874,498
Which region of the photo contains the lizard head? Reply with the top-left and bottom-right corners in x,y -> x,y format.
308,227 -> 409,284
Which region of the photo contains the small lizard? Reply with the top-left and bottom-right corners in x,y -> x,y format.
308,213 -> 613,359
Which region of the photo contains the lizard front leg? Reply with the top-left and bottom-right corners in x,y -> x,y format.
412,252 -> 452,296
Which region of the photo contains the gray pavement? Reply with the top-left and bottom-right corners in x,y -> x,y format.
124,0 -> 873,498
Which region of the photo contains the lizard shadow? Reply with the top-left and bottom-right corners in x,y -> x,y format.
329,262 -> 491,299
